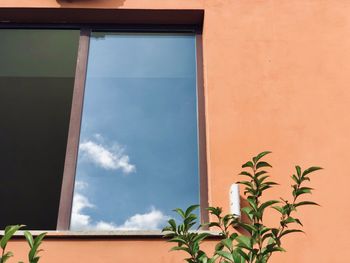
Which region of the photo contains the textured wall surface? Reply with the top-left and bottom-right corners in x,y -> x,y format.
1,1 -> 350,262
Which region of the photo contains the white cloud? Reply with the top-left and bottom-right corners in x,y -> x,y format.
70,193 -> 94,230
95,221 -> 118,231
114,207 -> 170,230
71,182 -> 115,231
70,185 -> 169,231
75,180 -> 88,191
79,137 -> 135,174
93,133 -> 104,142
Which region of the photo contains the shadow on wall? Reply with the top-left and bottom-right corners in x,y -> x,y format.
56,0 -> 125,7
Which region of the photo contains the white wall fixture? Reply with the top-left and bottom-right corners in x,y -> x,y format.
229,183 -> 241,217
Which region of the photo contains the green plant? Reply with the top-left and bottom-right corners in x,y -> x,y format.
23,231 -> 47,263
0,225 -> 46,263
162,151 -> 322,263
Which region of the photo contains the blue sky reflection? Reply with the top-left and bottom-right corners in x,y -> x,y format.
71,33 -> 199,231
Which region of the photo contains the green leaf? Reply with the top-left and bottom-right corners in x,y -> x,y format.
241,207 -> 254,220
229,233 -> 238,240
256,161 -> 272,170
294,201 -> 320,207
207,222 -> 222,229
255,170 -> 268,177
232,250 -> 244,263
169,219 -> 177,230
237,223 -> 256,234
271,206 -> 284,214
238,171 -> 253,179
197,251 -> 209,263
281,217 -> 303,226
247,197 -> 257,210
207,207 -> 222,217
271,228 -> 279,237
207,255 -> 219,263
282,217 -> 296,224
264,181 -> 279,186
216,251 -> 234,262
237,181 -> 253,188
242,161 -> 254,169
259,200 -> 280,213
302,167 -> 322,177
258,175 -> 270,184
192,242 -> 199,254
173,208 -> 186,218
215,242 -> 224,251
280,229 -> 304,237
295,166 -> 301,178
262,232 -> 273,243
291,174 -> 299,184
184,214 -> 197,227
193,233 -> 211,243
162,232 -> 175,238
169,237 -> 186,244
263,245 -> 286,254
259,184 -> 272,192
260,227 -> 271,236
236,236 -> 252,249
221,238 -> 233,250
31,256 -> 41,263
1,251 -> 13,263
185,205 -> 200,218
253,151 -> 272,164
215,242 -> 225,251
293,187 -> 313,197
24,231 -> 34,248
29,232 -> 47,261
1,225 -> 24,249
244,188 -> 256,196
33,233 -> 46,247
235,248 -> 250,261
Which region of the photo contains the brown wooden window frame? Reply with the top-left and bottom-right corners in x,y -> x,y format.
0,9 -> 207,231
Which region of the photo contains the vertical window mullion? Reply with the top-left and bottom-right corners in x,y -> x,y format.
196,34 -> 210,225
57,28 -> 91,230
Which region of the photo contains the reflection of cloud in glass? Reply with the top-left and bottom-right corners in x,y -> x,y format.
75,180 -> 88,191
114,207 -> 170,230
71,180 -> 169,231
71,191 -> 94,230
79,135 -> 135,174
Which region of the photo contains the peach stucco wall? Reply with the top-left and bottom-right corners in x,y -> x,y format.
1,0 -> 350,262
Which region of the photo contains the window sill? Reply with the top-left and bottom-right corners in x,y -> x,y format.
2,230 -> 222,239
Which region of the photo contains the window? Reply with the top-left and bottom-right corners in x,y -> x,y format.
0,27 -> 207,231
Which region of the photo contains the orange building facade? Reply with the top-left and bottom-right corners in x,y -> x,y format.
1,1 -> 349,262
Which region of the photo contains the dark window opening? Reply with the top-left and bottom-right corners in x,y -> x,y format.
0,30 -> 79,229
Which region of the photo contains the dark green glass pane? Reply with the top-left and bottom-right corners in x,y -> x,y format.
0,29 -> 79,230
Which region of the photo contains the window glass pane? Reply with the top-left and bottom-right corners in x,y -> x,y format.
71,33 -> 199,231
0,29 -> 79,229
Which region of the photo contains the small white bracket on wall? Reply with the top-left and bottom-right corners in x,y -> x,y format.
229,183 -> 241,217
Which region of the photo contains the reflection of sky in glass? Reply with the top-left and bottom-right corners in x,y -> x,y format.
71,33 -> 199,231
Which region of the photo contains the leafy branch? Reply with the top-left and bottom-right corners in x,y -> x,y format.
162,205 -> 214,263
0,225 -> 46,263
162,151 -> 322,263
